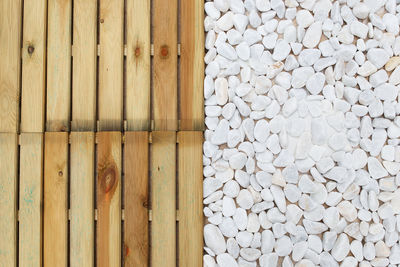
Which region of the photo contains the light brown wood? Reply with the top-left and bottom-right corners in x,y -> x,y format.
153,0 -> 178,131
43,132 -> 68,266
97,132 -> 121,267
98,0 -> 124,131
124,132 -> 149,266
180,0 -> 204,131
0,0 -> 21,132
126,0 -> 151,131
72,0 -> 97,131
19,133 -> 43,267
46,0 -> 72,131
20,0 -> 47,132
178,132 -> 203,267
70,132 -> 95,267
151,131 -> 176,266
0,134 -> 18,266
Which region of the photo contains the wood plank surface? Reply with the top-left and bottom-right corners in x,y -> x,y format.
126,0 -> 151,131
0,134 -> 18,266
98,0 -> 124,131
124,132 -> 149,266
20,0 -> 47,132
97,132 -> 121,267
153,0 -> 178,131
180,0 -> 204,131
0,0 -> 22,132
46,0 -> 72,131
70,132 -> 95,267
151,131 -> 176,266
19,133 -> 43,267
72,0 -> 97,131
43,132 -> 68,267
178,132 -> 203,267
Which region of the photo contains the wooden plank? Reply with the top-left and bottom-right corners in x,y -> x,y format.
151,131 -> 176,266
180,1 -> 204,131
72,0 -> 97,131
178,132 -> 203,267
70,132 -> 95,267
0,134 -> 18,266
153,0 -> 178,131
19,133 -> 43,267
20,0 -> 47,132
98,0 -> 124,131
97,132 -> 121,267
46,0 -> 72,131
0,1 -> 22,132
43,132 -> 68,267
124,132 -> 149,266
126,0 -> 151,131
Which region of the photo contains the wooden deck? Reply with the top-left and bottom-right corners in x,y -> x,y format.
0,0 -> 204,266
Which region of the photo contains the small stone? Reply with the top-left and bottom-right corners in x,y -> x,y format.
331,233 -> 350,262
204,224 -> 226,255
237,189 -> 254,210
303,22 -> 322,49
368,157 -> 389,179
216,253 -> 238,267
274,235 -> 293,256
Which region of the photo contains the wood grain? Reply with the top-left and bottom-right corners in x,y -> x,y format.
20,0 -> 47,132
153,0 -> 178,130
126,0 -> 151,131
72,0 -> 97,131
70,132 -> 95,267
98,0 -> 124,131
19,133 -> 43,267
151,131 -> 176,266
46,0 -> 72,131
43,132 -> 68,266
178,132 -> 203,267
124,132 -> 149,266
0,134 -> 18,266
180,0 -> 204,131
97,132 -> 121,267
0,0 -> 21,132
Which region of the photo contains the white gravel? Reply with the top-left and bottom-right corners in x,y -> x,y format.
203,0 -> 400,266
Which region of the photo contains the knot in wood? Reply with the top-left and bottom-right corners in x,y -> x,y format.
58,170 -> 63,177
135,47 -> 141,57
27,45 -> 35,55
160,45 -> 169,58
99,166 -> 118,194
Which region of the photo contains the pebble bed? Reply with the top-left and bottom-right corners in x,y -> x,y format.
203,0 -> 400,266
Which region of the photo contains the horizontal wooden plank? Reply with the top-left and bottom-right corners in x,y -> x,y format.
0,133 -> 18,266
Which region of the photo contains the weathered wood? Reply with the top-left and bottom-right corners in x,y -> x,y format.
97,132 -> 121,267
70,132 -> 95,267
0,134 -> 18,266
124,132 -> 149,266
126,0 -> 151,131
19,133 -> 43,267
72,0 -> 97,131
0,0 -> 22,132
153,0 -> 178,130
178,132 -> 203,267
20,0 -> 47,132
43,132 -> 68,266
180,0 -> 204,131
98,0 -> 124,131
151,131 -> 176,266
46,0 -> 72,131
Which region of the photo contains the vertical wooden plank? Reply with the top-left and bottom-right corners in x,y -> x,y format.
46,0 -> 72,131
178,132 -> 203,267
19,133 -> 43,267
124,132 -> 149,266
43,132 -> 68,267
0,0 -> 22,132
126,0 -> 151,131
70,132 -> 95,267
151,131 -> 176,266
0,134 -> 18,266
98,0 -> 124,131
97,132 -> 121,267
153,0 -> 178,131
180,1 -> 204,131
72,0 -> 97,131
20,0 -> 47,132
